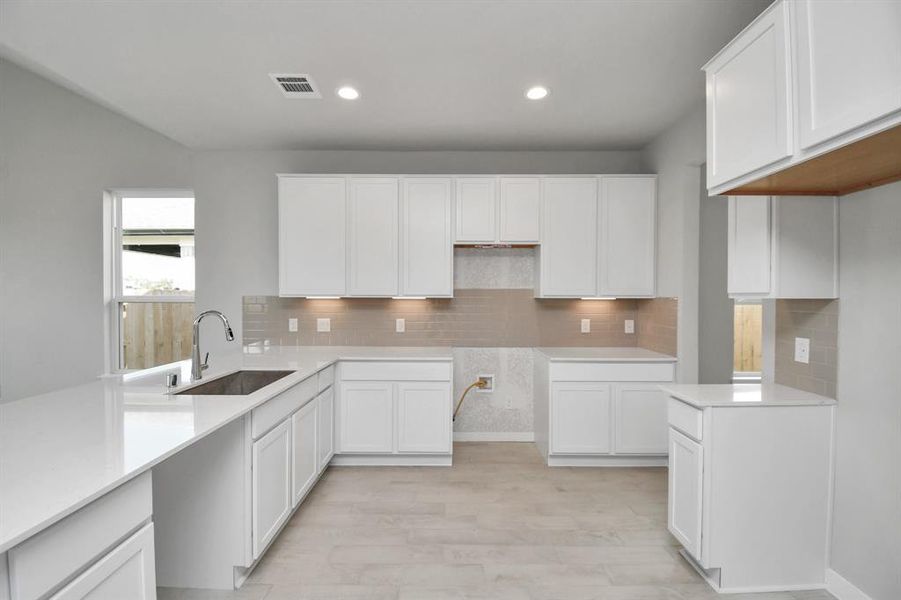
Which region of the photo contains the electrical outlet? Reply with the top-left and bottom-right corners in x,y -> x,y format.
505,398 -> 514,410
395,318 -> 405,333
581,319 -> 591,333
288,318 -> 298,332
794,337 -> 810,364
624,319 -> 635,334
316,318 -> 331,333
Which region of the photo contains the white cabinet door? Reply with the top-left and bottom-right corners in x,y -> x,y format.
795,0 -> 901,149
402,178 -> 453,296
50,524 -> 155,600
396,382 -> 451,453
498,177 -> 541,243
705,1 -> 792,188
668,429 -> 704,560
599,176 -> 656,297
339,382 -> 394,453
613,384 -> 668,454
728,196 -> 771,296
279,177 -> 346,296
252,419 -> 292,559
540,178 -> 598,297
550,382 -> 611,454
291,399 -> 318,507
348,177 -> 399,296
455,177 -> 496,242
317,386 -> 335,471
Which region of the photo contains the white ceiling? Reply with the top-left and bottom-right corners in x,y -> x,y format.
0,0 -> 767,151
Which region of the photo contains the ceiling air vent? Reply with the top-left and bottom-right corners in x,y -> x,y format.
269,74 -> 321,99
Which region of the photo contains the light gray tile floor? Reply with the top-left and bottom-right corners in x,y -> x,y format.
159,442 -> 837,600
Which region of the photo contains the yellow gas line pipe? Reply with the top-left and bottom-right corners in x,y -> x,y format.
453,378 -> 488,421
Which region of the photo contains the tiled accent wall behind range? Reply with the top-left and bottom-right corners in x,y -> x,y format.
774,299 -> 838,398
243,291 -> 678,354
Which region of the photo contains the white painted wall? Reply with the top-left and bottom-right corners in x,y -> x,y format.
830,181 -> 901,600
192,150 -> 642,359
639,106 -> 706,383
0,59 -> 193,402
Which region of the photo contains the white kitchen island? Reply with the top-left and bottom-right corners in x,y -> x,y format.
0,346 -> 452,597
662,383 -> 836,594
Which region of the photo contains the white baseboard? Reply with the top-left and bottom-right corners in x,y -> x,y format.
453,432 -> 535,442
826,569 -> 873,600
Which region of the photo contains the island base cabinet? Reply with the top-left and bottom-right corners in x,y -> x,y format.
396,382 -> 452,453
317,386 -> 335,470
667,429 -> 703,561
252,419 -> 292,560
50,524 -> 155,600
291,400 -> 318,507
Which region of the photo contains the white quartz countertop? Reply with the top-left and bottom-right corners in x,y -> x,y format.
0,346 -> 451,553
661,383 -> 837,408
535,347 -> 677,362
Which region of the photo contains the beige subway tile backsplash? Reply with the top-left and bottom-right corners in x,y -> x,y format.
243,290 -> 678,354
774,299 -> 838,398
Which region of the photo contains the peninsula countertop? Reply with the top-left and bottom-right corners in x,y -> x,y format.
661,383 -> 837,408
0,346 -> 452,553
535,347 -> 677,362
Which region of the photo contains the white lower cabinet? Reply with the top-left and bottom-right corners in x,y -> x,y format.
50,524 -> 156,600
396,382 -> 452,453
338,381 -> 394,453
613,384 -> 669,454
667,429 -> 703,559
317,386 -> 335,471
291,399 -> 318,507
252,419 -> 292,559
550,382 -> 611,454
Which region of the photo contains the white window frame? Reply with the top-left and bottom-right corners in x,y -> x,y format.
103,188 -> 195,373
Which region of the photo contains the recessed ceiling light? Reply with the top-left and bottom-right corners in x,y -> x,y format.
337,86 -> 360,100
525,86 -> 549,100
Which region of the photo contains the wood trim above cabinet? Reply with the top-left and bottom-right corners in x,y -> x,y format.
724,123 -> 901,196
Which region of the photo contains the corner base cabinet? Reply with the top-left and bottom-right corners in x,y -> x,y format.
665,393 -> 835,593
533,351 -> 676,467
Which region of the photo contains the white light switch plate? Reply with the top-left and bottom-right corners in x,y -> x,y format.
396,318 -> 405,333
581,319 -> 591,333
794,337 -> 810,364
317,318 -> 331,333
288,318 -> 298,332
624,319 -> 635,334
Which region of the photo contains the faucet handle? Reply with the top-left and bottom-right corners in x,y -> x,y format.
202,352 -> 210,370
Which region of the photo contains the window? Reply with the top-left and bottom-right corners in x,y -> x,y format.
733,301 -> 762,382
106,191 -> 195,371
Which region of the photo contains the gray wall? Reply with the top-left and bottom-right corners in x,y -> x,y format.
640,106 -> 706,383
192,149 -> 643,359
697,167 -> 733,384
0,59 -> 193,402
830,181 -> 901,599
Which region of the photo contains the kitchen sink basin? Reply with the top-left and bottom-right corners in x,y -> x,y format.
175,370 -> 295,395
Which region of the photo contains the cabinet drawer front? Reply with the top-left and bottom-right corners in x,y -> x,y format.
667,398 -> 703,441
9,472 -> 152,600
49,523 -> 156,600
550,362 -> 674,382
317,365 -> 336,392
340,361 -> 451,381
252,376 -> 318,439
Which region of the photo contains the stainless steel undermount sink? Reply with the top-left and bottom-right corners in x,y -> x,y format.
175,370 -> 295,395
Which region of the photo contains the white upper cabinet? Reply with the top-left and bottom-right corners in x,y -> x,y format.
402,178 -> 453,297
599,176 -> 656,297
538,177 -> 598,297
347,177 -> 399,297
498,177 -> 541,243
454,178 -> 496,242
794,0 -> 901,149
728,195 -> 838,299
278,176 -> 346,296
704,1 -> 793,189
